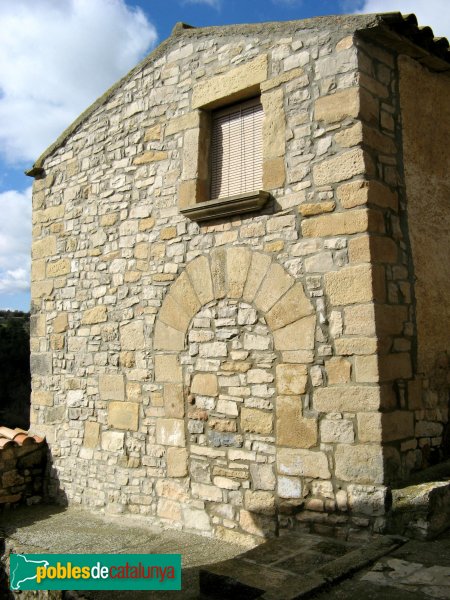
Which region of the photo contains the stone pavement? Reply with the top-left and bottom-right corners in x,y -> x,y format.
0,505 -> 449,599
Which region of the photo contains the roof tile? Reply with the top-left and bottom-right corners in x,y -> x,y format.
0,426 -> 46,451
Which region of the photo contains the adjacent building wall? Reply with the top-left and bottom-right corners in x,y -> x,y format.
399,54 -> 450,463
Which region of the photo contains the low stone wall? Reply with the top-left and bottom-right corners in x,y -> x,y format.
0,436 -> 47,508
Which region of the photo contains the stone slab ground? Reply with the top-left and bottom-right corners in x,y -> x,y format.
0,506 -> 449,599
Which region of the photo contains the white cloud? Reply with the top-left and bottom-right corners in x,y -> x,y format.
271,0 -> 303,5
183,0 -> 221,8
0,188 -> 32,295
353,0 -> 450,39
0,0 -> 157,165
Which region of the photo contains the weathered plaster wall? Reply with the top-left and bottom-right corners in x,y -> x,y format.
400,55 -> 450,374
398,54 -> 450,465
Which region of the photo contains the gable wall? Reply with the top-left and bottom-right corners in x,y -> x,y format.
29,23 -> 404,540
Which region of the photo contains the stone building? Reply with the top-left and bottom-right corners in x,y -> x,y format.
26,13 -> 450,542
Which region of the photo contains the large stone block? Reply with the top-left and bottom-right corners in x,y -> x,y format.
326,357 -> 352,384
334,337 -> 378,356
242,252 -> 271,303
186,256 -> 214,306
313,148 -> 366,186
378,353 -> 412,380
166,111 -> 201,136
183,507 -> 211,531
30,353 -> 52,376
277,448 -> 330,479
53,313 -> 68,334
186,256 -> 214,304
101,431 -> 124,452
30,314 -> 46,337
335,444 -> 384,484
357,412 -> 382,442
169,271 -> 201,319
98,373 -> 125,401
266,283 -> 313,331
108,402 -> 139,431
192,54 -> 268,109
276,364 -> 308,395
31,280 -> 54,299
191,373 -> 218,397
354,355 -> 379,383
31,262 -> 45,286
277,396 -> 318,448
82,306 -> 107,325
167,447 -> 188,477
156,418 -> 185,447
250,464 -> 276,491
263,156 -> 285,190
382,410 -> 414,441
32,390 -> 53,406
154,355 -> 182,383
211,248 -> 226,300
158,294 -> 191,333
32,236 -> 56,259
240,408 -> 273,434
314,87 -> 359,123
182,127 -> 202,180
164,384 -> 184,418
313,385 -> 380,412
84,421 -> 100,448
301,209 -> 383,238
262,88 -> 285,159
255,263 -> 294,313
320,418 -> 354,443
153,320 -> 185,351
226,247 -> 251,299
133,150 -> 168,164
273,315 -> 316,351
157,498 -> 182,521
120,320 -> 145,351
347,484 -> 389,516
46,259 -> 71,278
325,264 -> 385,305
244,490 -> 276,515
344,304 -> 376,336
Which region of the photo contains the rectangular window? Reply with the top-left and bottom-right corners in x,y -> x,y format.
210,98 -> 263,200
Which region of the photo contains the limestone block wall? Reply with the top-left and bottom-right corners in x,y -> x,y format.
28,19 -> 445,541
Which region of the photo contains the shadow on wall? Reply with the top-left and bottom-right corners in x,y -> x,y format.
380,350 -> 450,487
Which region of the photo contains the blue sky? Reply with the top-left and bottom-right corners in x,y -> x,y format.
0,0 -> 449,311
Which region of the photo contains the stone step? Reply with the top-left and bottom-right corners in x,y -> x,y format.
200,534 -> 406,600
386,480 -> 450,540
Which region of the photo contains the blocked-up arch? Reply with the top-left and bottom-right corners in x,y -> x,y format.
153,246 -> 318,536
154,247 -> 315,354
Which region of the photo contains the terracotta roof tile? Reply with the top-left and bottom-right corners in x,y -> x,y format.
0,426 -> 45,451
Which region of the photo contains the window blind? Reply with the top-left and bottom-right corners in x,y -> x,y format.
210,98 -> 263,200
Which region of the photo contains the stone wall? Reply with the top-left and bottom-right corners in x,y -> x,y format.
0,439 -> 47,508
28,19 -> 449,541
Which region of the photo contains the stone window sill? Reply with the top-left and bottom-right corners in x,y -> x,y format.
179,190 -> 271,222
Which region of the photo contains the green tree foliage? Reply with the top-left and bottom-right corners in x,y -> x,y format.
0,310 -> 31,429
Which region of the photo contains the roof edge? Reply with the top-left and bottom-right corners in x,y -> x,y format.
26,31 -> 179,176
26,12 -> 449,176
